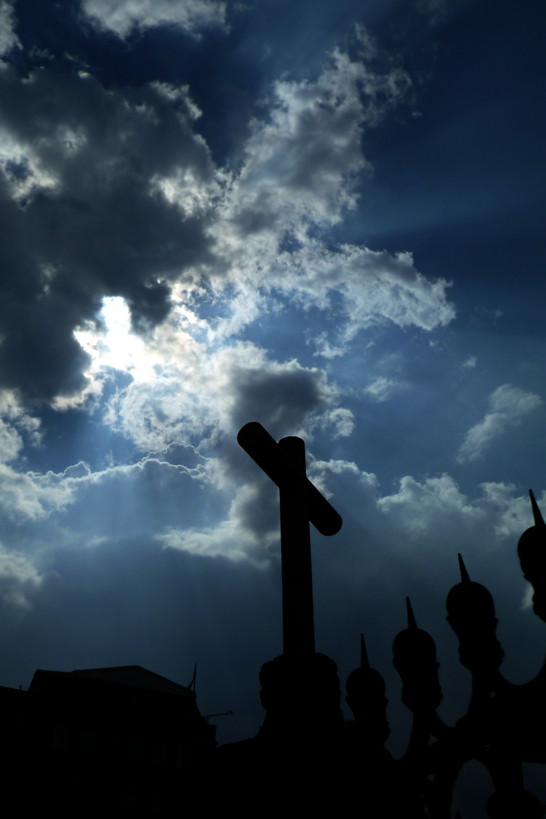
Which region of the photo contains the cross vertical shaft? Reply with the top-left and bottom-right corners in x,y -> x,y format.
237,422 -> 342,657
278,436 -> 314,654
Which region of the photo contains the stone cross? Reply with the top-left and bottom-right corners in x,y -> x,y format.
237,422 -> 342,655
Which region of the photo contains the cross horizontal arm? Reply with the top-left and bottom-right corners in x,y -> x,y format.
237,421 -> 342,536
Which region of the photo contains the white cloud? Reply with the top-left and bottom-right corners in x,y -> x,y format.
0,543 -> 42,609
309,457 -> 379,503
226,47 -> 385,234
0,34 -> 455,409
0,420 -> 22,464
0,66 -> 216,401
315,408 -> 355,439
0,450 -> 214,610
0,449 -> 204,533
212,41 -> 410,253
270,244 -> 455,343
364,376 -> 402,402
81,0 -> 227,37
159,457 -> 376,565
158,483 -> 272,565
369,474 -> 546,614
378,473 -> 485,536
0,39 -> 461,597
462,356 -> 477,369
104,336 -> 344,451
154,448 -> 540,568
480,482 -> 540,540
0,419 -> 538,592
0,1 -> 19,59
195,40 -> 454,347
0,390 -> 42,463
0,464 -> 74,523
377,474 -> 544,548
457,384 -> 542,464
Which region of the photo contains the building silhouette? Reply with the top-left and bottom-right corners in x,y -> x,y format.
1,665 -> 215,814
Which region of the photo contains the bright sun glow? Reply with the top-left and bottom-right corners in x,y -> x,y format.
75,296 -> 155,382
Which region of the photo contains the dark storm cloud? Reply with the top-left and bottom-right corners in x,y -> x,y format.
227,359 -> 338,438
0,64 -> 215,401
143,351 -> 346,558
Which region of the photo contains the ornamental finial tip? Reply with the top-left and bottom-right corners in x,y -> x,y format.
360,633 -> 370,669
458,553 -> 470,583
406,596 -> 417,629
530,489 -> 546,528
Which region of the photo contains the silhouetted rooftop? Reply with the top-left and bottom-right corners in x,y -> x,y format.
30,665 -> 195,696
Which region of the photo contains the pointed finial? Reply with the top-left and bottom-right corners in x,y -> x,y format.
360,633 -> 370,669
187,663 -> 197,692
530,489 -> 546,527
458,553 -> 470,583
406,596 -> 417,629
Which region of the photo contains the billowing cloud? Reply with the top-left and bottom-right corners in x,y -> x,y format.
0,420 -> 23,464
457,384 -> 542,464
269,245 -> 455,343
317,463 -> 537,550
314,408 -> 356,439
379,473 -> 487,537
81,0 -> 227,37
0,464 -> 74,523
159,447 -> 541,569
364,376 -> 402,402
0,1 -> 19,58
158,482 -> 275,564
0,4 -> 543,794
104,337 -> 343,451
0,446 -> 213,606
201,42 -> 454,345
0,66 -> 215,400
0,543 -> 42,609
0,29 -> 455,410
225,45 -> 395,235
0,390 -> 41,463
461,356 -> 477,369
0,17 -> 463,620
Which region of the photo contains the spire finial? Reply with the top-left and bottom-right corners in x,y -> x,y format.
530,489 -> 546,527
458,553 -> 470,583
360,633 -> 370,669
406,596 -> 417,629
187,663 -> 197,692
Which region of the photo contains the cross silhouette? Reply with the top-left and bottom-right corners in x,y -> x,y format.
237,422 -> 342,655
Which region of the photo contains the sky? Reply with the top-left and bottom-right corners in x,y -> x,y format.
0,0 -> 545,810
